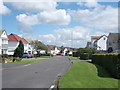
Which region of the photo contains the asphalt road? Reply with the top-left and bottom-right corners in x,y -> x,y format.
2,56 -> 71,88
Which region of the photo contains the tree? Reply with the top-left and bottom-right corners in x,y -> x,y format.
13,41 -> 24,58
31,40 -> 48,50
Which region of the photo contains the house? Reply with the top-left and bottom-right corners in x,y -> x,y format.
90,36 -> 101,48
86,42 -> 91,48
0,30 -> 8,55
90,35 -> 108,51
7,33 -> 32,55
47,45 -> 60,55
63,47 -> 73,56
25,39 -> 34,54
107,33 -> 120,52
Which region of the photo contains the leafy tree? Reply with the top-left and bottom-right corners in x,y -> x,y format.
13,41 -> 24,58
74,47 -> 99,59
31,40 -> 48,50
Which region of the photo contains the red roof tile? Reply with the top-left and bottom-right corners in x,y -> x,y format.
8,34 -> 28,43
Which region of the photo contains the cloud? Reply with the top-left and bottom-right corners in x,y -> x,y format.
77,0 -> 99,8
26,26 -> 91,48
70,2 -> 118,33
16,9 -> 71,25
0,2 -> 11,15
10,0 -> 57,12
17,24 -> 34,35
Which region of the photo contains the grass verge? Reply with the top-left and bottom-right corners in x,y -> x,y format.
59,62 -> 118,88
40,56 -> 52,58
68,56 -> 80,60
9,58 -> 45,64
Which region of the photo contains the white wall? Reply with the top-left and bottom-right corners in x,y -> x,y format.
24,43 -> 33,54
91,38 -> 97,48
0,31 -> 8,54
97,36 -> 107,50
63,48 -> 68,55
0,38 -> 1,55
8,42 -> 19,55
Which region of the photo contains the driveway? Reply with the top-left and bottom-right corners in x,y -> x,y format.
2,56 -> 71,88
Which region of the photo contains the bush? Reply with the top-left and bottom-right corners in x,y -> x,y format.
92,53 -> 120,79
73,47 -> 99,60
14,41 -> 24,58
2,54 -> 9,58
80,53 -> 89,60
73,51 -> 79,57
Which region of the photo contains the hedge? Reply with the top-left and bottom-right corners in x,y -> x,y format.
80,53 -> 89,60
92,53 -> 120,79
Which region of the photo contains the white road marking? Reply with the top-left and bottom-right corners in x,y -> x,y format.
24,64 -> 31,67
49,85 -> 55,90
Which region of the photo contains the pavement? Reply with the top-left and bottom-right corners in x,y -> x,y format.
2,56 -> 71,88
71,60 -> 92,62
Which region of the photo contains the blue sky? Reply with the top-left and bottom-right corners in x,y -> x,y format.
0,1 -> 119,48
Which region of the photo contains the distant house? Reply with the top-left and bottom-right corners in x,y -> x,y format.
25,39 -> 34,54
63,47 -> 73,56
7,33 -> 32,55
47,45 -> 60,55
90,35 -> 108,51
107,33 -> 120,52
0,30 -> 8,55
86,42 -> 91,48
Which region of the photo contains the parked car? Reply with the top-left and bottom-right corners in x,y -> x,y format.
22,53 -> 34,58
56,53 -> 62,55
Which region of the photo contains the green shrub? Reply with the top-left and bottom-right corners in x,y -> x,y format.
92,53 -> 120,79
73,47 -> 99,59
73,51 -> 79,57
14,41 -> 24,58
2,54 -> 9,58
80,53 -> 89,60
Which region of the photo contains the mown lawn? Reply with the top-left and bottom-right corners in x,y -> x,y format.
9,58 -> 45,64
68,56 -> 80,60
59,62 -> 118,88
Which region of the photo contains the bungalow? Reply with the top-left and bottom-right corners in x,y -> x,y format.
7,33 -> 32,55
90,35 -> 108,51
0,30 -> 8,55
107,33 -> 120,52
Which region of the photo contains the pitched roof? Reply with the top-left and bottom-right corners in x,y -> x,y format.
8,33 -> 28,43
0,30 -> 6,37
91,36 -> 101,39
47,45 -> 56,50
94,35 -> 107,42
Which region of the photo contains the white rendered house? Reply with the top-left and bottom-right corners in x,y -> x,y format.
90,35 -> 107,51
8,34 -> 32,55
0,30 -> 8,55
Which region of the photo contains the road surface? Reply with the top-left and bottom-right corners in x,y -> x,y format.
2,56 -> 71,89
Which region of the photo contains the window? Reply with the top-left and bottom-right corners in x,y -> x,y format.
103,37 -> 106,40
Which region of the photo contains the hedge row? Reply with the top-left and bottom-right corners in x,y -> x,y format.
92,53 -> 120,79
73,52 -> 92,60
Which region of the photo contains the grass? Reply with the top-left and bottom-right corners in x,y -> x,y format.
9,58 -> 45,64
68,56 -> 80,60
40,56 -> 52,58
59,62 -> 119,88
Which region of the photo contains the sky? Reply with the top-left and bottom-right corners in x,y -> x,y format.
0,0 -> 119,48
